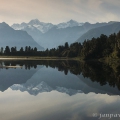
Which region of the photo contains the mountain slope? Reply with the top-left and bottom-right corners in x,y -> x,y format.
0,22 -> 44,50
37,22 -> 116,49
77,22 -> 120,43
38,26 -> 87,49
22,25 -> 43,45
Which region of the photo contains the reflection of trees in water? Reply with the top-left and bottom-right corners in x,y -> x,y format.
1,60 -> 120,90
79,61 -> 120,90
0,61 -> 37,70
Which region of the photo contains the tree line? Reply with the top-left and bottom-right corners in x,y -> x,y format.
0,46 -> 38,56
1,31 -> 120,59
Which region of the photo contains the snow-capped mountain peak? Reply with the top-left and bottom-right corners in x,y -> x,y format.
68,19 -> 78,24
11,19 -> 84,33
28,19 -> 41,25
57,19 -> 84,29
11,19 -> 54,33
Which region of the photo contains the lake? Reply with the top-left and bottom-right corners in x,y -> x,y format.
0,60 -> 120,120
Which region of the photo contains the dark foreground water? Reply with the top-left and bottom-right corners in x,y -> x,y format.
0,60 -> 120,120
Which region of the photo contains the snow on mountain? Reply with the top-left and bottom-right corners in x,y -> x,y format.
11,22 -> 27,30
11,19 -> 84,33
12,19 -> 54,33
28,19 -> 54,33
28,19 -> 41,25
57,19 -> 84,29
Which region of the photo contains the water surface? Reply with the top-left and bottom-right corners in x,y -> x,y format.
0,60 -> 120,120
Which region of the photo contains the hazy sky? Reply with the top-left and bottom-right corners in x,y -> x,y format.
0,0 -> 120,25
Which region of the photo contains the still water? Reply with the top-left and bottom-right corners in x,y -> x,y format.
0,60 -> 120,120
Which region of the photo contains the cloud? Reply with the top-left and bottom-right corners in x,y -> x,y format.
0,89 -> 120,120
0,0 -> 119,24
100,0 -> 120,13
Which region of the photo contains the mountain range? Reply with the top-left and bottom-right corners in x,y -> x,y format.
0,19 -> 119,50
12,19 -> 84,33
11,19 -> 118,49
12,19 -> 85,49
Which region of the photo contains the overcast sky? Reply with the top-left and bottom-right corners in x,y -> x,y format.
0,0 -> 120,25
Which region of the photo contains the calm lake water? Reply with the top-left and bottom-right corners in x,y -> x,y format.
0,60 -> 120,120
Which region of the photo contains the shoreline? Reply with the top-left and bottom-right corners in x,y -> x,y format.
0,56 -> 78,61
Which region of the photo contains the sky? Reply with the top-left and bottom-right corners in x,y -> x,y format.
0,0 -> 120,25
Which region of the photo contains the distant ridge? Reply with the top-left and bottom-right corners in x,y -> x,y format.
77,22 -> 120,43
0,22 -> 44,50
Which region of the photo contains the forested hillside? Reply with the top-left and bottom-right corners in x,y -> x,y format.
1,31 -> 120,60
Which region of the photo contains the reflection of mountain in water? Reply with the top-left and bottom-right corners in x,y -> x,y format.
11,81 -> 53,95
0,63 -> 42,91
10,67 -> 84,96
11,81 -> 83,96
0,60 -> 120,96
11,65 -> 120,96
